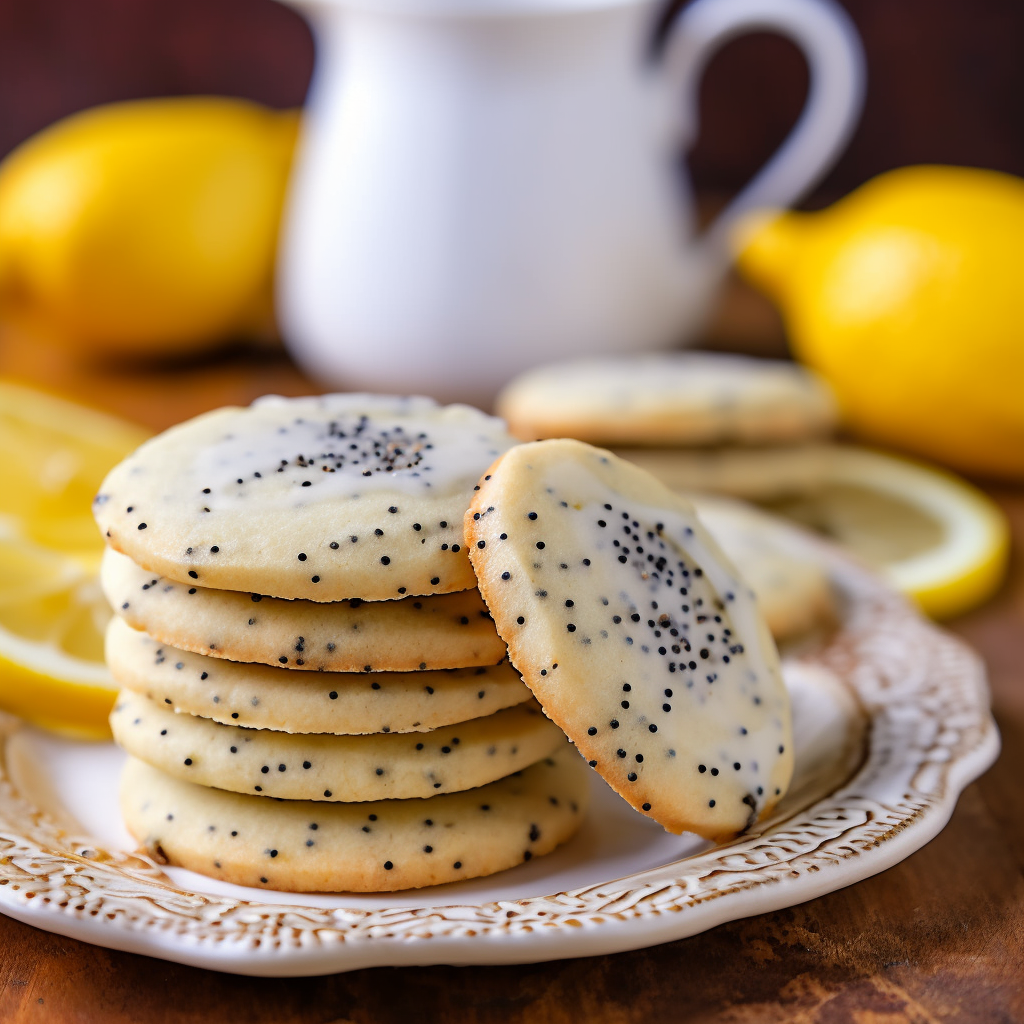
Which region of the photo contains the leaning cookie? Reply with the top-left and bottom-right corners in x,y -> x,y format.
111,690 -> 564,801
690,496 -> 836,643
497,353 -> 837,447
466,438 -> 793,842
122,745 -> 589,892
106,618 -> 531,734
101,549 -> 507,672
94,394 -> 517,601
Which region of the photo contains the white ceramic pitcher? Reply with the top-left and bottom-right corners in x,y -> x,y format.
277,0 -> 864,402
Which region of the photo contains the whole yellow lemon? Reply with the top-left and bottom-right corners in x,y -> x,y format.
736,166 -> 1024,479
0,97 -> 300,357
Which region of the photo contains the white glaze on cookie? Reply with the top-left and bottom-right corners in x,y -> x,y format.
466,439 -> 793,841
94,395 -> 516,601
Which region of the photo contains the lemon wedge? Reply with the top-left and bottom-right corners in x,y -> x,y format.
0,379 -> 148,737
0,534 -> 116,738
0,379 -> 150,552
768,447 -> 1009,619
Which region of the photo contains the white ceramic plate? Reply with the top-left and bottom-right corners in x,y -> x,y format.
0,545 -> 997,977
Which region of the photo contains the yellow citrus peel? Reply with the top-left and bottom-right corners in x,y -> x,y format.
737,166 -> 1024,479
0,380 -> 148,736
771,447 -> 1009,620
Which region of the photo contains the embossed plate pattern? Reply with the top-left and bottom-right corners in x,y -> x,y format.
0,544 -> 998,976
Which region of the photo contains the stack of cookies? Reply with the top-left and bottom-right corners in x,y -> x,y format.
94,394 -> 588,893
496,353 -> 841,642
497,352 -> 839,501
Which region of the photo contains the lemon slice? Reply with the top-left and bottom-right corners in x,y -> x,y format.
0,534 -> 116,738
0,379 -> 150,552
0,379 -> 148,737
768,447 -> 1009,619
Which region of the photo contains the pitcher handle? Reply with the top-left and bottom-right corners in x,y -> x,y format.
662,0 -> 865,257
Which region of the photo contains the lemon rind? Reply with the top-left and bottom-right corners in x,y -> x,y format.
823,447 -> 1010,619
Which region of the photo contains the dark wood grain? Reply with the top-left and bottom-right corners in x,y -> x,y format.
0,342 -> 1021,1022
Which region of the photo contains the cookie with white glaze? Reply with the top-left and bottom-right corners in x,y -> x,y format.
93,394 -> 516,601
106,618 -> 531,734
111,689 -> 564,802
101,548 -> 506,672
497,353 -> 837,447
465,439 -> 793,841
121,745 -> 589,892
691,496 -> 836,643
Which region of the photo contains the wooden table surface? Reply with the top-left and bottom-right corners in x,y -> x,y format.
0,329 -> 1022,1024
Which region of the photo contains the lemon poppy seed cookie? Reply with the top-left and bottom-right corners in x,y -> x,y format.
94,394 -> 516,601
99,394 -> 596,893
106,618 -> 531,734
101,549 -> 506,672
497,353 -> 837,447
466,439 -> 793,842
121,744 -> 589,892
111,690 -> 564,802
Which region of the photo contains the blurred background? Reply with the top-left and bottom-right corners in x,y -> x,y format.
2,0 -> 1022,199
0,0 -> 1021,393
